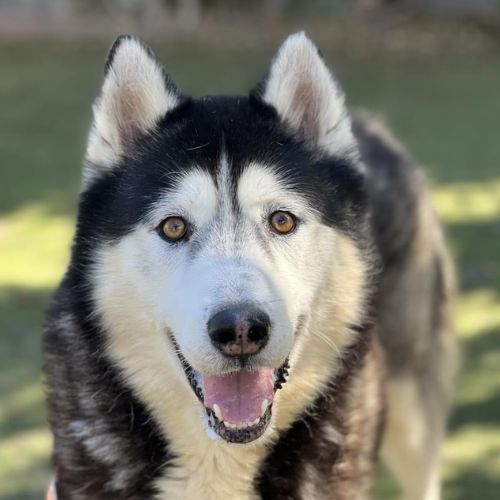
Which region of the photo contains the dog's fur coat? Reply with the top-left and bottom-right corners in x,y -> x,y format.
43,33 -> 456,500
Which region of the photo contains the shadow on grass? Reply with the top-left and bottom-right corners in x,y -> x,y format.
445,219 -> 500,289
0,286 -> 53,499
449,326 -> 500,432
451,389 -> 500,431
0,286 -> 52,440
446,450 -> 500,500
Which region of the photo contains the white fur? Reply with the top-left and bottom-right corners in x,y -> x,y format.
145,168 -> 218,229
92,159 -> 369,499
262,32 -> 356,158
85,37 -> 179,183
382,378 -> 443,500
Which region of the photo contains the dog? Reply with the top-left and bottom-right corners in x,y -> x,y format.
43,32 -> 457,499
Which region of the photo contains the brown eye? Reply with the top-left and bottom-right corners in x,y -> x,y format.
161,216 -> 187,242
269,211 -> 296,234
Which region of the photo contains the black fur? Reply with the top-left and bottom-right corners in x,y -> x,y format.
44,286 -> 171,498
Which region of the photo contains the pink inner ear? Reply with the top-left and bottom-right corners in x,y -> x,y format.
88,37 -> 182,169
114,84 -> 149,143
291,80 -> 321,142
260,33 -> 349,152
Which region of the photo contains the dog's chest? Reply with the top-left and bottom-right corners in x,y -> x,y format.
151,418 -> 270,500
154,437 -> 267,500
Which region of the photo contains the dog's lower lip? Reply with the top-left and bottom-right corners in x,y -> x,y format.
206,402 -> 273,443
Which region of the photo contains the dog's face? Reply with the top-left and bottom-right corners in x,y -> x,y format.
79,34 -> 368,444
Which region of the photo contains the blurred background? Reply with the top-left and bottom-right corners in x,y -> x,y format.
0,1 -> 499,499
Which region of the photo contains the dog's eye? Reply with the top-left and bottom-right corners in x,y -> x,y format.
160,216 -> 188,242
269,211 -> 296,234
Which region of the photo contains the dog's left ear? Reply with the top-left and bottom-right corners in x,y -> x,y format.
85,36 -> 183,181
255,32 -> 355,156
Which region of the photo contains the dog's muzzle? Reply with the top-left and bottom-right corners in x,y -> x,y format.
171,305 -> 289,443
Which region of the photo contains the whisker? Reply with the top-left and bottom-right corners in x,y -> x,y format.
310,329 -> 341,356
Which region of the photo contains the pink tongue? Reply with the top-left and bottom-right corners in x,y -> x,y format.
203,368 -> 274,425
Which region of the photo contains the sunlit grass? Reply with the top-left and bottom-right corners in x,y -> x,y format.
454,289 -> 500,340
0,40 -> 499,499
0,204 -> 72,288
433,179 -> 500,223
445,426 -> 500,468
0,428 -> 52,500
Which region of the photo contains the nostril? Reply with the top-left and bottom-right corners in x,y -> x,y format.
248,324 -> 268,344
214,328 -> 236,345
208,306 -> 271,356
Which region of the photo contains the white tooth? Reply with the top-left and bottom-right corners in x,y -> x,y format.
224,421 -> 234,429
252,417 -> 260,426
260,399 -> 269,417
212,404 -> 223,421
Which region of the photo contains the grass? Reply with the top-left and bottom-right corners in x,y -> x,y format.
0,38 -> 499,499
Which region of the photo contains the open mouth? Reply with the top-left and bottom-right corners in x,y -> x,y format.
175,346 -> 289,443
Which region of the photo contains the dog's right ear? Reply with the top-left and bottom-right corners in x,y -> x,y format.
84,36 -> 182,182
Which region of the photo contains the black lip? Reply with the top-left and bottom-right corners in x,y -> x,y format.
206,404 -> 273,444
170,333 -> 290,443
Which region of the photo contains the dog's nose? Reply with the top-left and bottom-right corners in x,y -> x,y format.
208,306 -> 271,357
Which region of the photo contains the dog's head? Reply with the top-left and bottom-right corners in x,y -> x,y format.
78,34 -> 370,444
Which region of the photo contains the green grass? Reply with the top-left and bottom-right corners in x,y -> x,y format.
0,39 -> 499,499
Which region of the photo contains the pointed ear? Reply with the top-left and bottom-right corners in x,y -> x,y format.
256,32 -> 355,157
85,36 -> 182,178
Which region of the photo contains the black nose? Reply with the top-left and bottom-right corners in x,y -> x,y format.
208,305 -> 271,357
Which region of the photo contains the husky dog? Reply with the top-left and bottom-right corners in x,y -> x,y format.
43,33 -> 456,500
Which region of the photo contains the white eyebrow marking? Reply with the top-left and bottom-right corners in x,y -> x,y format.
237,162 -> 311,219
147,168 -> 218,227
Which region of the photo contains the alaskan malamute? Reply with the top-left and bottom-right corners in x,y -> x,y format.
44,33 -> 456,499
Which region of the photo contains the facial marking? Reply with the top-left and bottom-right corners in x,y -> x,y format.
237,163 -> 313,222
146,168 -> 218,228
